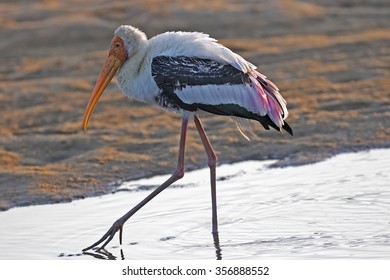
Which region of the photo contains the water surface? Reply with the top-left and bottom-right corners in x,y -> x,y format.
0,149 -> 389,259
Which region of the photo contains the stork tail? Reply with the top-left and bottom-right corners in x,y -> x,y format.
249,71 -> 292,136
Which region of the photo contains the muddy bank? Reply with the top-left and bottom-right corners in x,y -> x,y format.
0,0 -> 389,211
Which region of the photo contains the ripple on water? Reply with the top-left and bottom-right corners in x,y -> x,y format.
0,149 -> 389,259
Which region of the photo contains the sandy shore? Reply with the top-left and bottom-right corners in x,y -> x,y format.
0,0 -> 389,211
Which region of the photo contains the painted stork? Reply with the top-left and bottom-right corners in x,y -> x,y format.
82,25 -> 292,251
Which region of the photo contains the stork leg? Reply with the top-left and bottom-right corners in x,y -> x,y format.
193,116 -> 218,234
83,116 -> 189,251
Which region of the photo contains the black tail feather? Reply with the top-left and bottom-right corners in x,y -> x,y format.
191,103 -> 292,136
255,115 -> 293,136
282,121 -> 293,136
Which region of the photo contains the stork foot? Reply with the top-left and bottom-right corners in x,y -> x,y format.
83,218 -> 125,252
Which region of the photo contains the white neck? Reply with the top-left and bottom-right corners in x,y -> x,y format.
115,41 -> 159,103
117,40 -> 148,83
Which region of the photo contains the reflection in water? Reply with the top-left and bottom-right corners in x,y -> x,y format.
81,232 -> 223,260
213,232 -> 222,260
82,249 -> 118,260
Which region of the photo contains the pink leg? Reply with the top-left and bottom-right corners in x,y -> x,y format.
194,116 -> 218,234
83,116 -> 189,251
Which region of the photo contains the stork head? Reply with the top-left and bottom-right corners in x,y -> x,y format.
82,25 -> 147,131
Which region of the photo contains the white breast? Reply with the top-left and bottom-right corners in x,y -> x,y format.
116,52 -> 160,104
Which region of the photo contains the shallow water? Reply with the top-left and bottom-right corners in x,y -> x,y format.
0,149 -> 389,260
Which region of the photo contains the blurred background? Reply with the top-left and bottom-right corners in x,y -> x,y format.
0,0 -> 389,210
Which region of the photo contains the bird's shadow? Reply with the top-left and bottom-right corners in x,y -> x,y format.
79,231 -> 223,260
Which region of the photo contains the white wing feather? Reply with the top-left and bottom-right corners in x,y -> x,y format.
148,31 -> 255,73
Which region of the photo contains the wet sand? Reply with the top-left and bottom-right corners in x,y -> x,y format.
0,0 -> 389,211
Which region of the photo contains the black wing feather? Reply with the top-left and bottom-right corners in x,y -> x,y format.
151,56 -> 292,135
152,56 -> 249,89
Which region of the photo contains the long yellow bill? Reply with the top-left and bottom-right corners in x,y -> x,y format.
82,36 -> 127,131
82,55 -> 122,131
